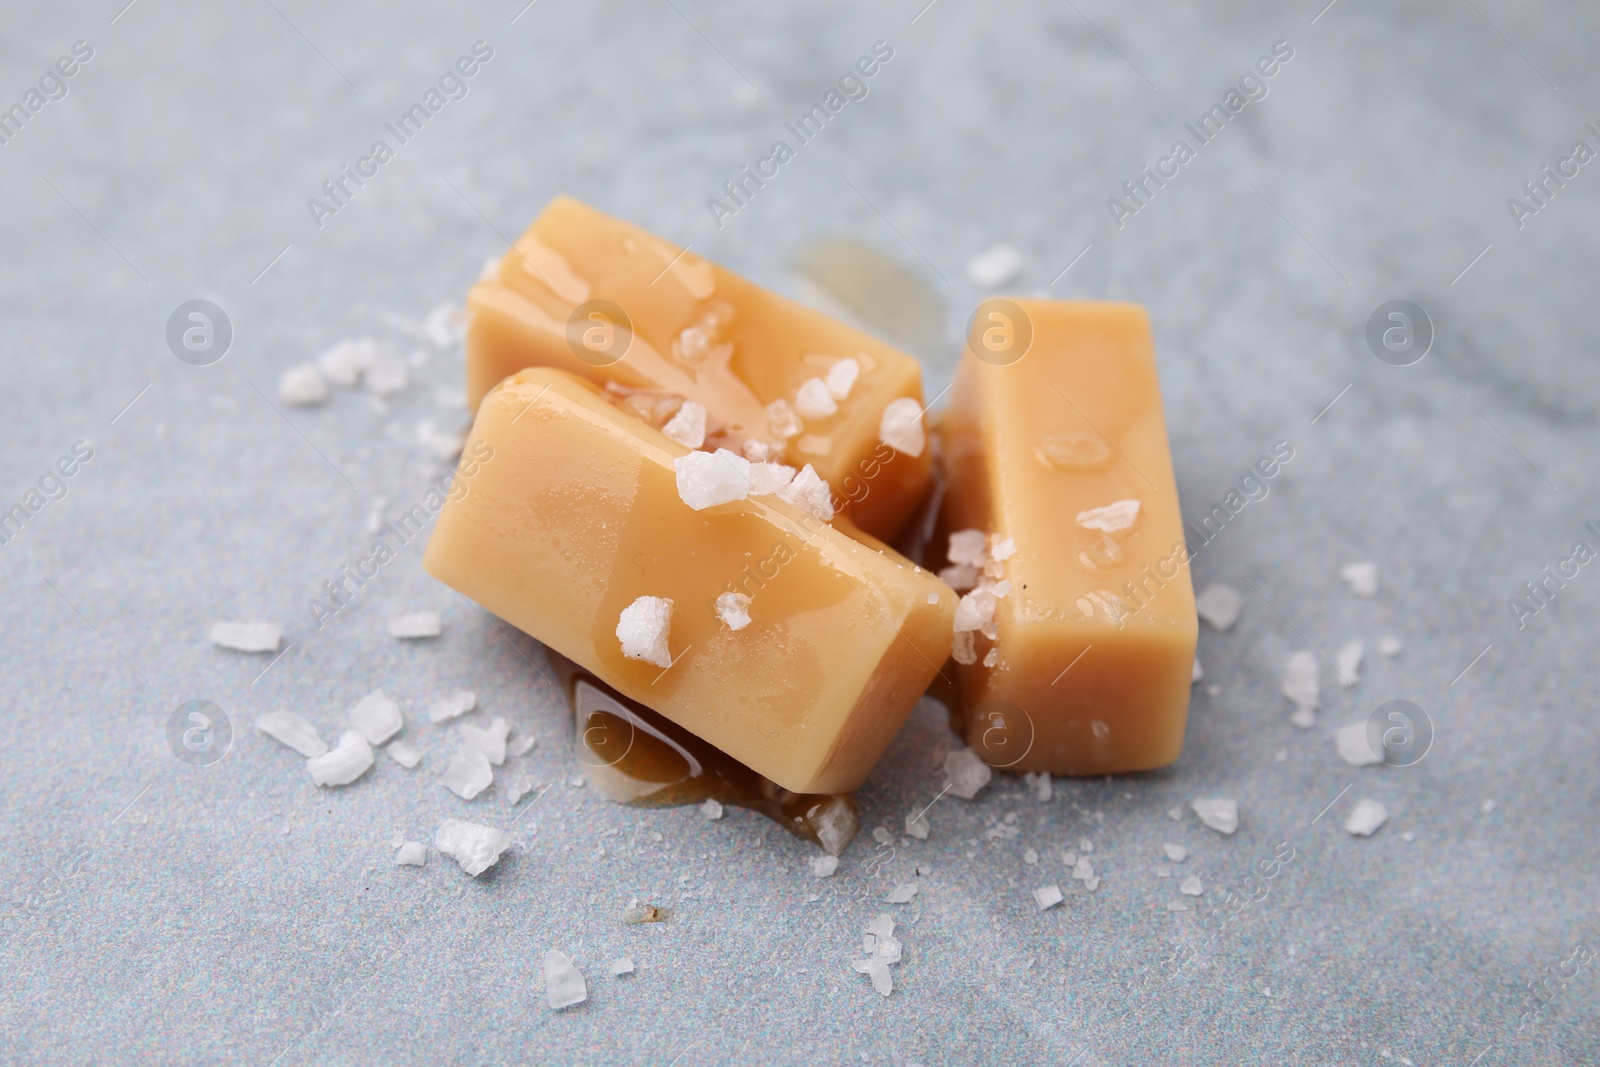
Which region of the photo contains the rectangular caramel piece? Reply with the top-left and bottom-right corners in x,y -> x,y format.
940,299 -> 1196,775
465,196 -> 932,540
424,368 -> 956,794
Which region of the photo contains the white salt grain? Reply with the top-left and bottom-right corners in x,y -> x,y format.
1072,857 -> 1094,881
1290,706 -> 1317,730
1335,720 -> 1382,767
1033,884 -> 1064,911
1283,650 -> 1320,711
1344,798 -> 1389,837
317,337 -> 379,386
940,564 -> 979,591
1195,583 -> 1243,631
440,746 -> 494,800
951,630 -> 977,665
953,588 -> 997,632
701,798 -> 724,820
883,883 -> 919,904
1340,561 -> 1378,597
1084,876 -> 1101,892
824,357 -> 860,401
1163,844 -> 1188,863
793,377 -> 838,420
853,957 -> 894,996
944,748 -> 993,799
394,841 -> 426,866
278,363 -> 328,406
1180,875 -> 1203,896
307,730 -> 374,787
363,353 -> 410,397
878,397 -> 926,457
966,243 -> 1022,289
505,777 -> 533,805
386,741 -> 421,769
866,914 -> 895,939
1191,797 -> 1239,835
1075,499 -> 1140,535
947,529 -> 989,567
1192,656 -> 1204,683
256,711 -> 328,758
905,809 -> 930,840
675,449 -> 750,510
610,957 -> 634,977
1337,640 -> 1364,687
543,950 -> 588,1009
982,647 -> 999,667
662,401 -> 708,449
387,611 -> 442,639
810,854 -> 839,878
208,621 -> 281,653
1024,771 -> 1052,802
990,536 -> 1016,562
1024,848 -> 1039,865
461,716 -> 510,765
777,464 -> 835,521
509,734 -> 536,757
349,690 -> 403,746
435,818 -> 510,876
428,690 -> 477,724
617,596 -> 675,669
747,461 -> 796,497
764,398 -> 803,439
1378,635 -> 1403,657
810,795 -> 859,856
715,592 -> 752,631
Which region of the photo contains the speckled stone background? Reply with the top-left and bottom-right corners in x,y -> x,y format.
1,1 -> 1597,1064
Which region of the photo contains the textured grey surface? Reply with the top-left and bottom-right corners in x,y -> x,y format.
1,1 -> 1597,1064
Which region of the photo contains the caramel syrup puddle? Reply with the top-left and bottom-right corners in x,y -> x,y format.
548,651 -> 859,855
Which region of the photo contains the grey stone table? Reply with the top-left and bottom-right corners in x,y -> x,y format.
1,1 -> 1596,1064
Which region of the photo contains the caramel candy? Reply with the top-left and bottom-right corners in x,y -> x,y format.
939,299 -> 1196,775
424,368 -> 956,794
465,196 -> 932,541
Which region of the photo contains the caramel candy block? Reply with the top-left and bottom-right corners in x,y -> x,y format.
423,368 -> 956,794
940,300 -> 1196,775
466,196 -> 932,540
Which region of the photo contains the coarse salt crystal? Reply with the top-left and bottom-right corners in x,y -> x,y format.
1378,635 -> 1402,657
387,611 -> 442,639
1024,848 -> 1039,865
440,746 -> 494,800
509,733 -> 536,757
715,592 -> 752,631
1076,499 -> 1141,535
951,630 -> 977,665
809,795 -> 858,856
386,740 -> 421,769
1024,771 -> 1051,802
1340,561 -> 1378,598
940,564 -> 979,591
428,690 -> 477,724
661,401 -> 708,449
953,589 -> 997,632
394,841 -> 426,866
764,398 -> 803,439
947,529 -> 989,568
1335,720 -> 1382,767
824,357 -> 860,400
905,809 -> 930,840
307,730 -> 374,787
1337,640 -> 1364,686
1072,857 -> 1094,881
853,957 -> 894,996
208,621 -> 281,653
617,596 -> 674,669
1192,656 -> 1204,683
944,748 -> 993,799
966,243 -> 1022,288
701,798 -> 724,820
982,647 -> 999,667
505,777 -> 533,805
316,337 -> 379,386
1195,583 -> 1242,631
777,464 -> 834,521
1344,797 -> 1389,836
675,449 -> 750,510
990,536 -> 1016,561
793,377 -> 838,420
278,363 -> 328,406
1283,650 -> 1320,711
460,716 -> 510,765
1191,797 -> 1239,835
543,950 -> 587,1009
610,957 -> 634,977
878,397 -> 926,457
1179,874 -> 1203,896
1033,884 -> 1064,911
363,353 -> 410,397
866,915 -> 895,939
435,818 -> 510,876
883,883 -> 919,904
810,854 -> 839,878
349,690 -> 403,746
747,461 -> 796,497
256,711 -> 327,758
1163,844 -> 1187,862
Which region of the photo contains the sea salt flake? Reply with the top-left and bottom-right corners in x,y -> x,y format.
1344,797 -> 1389,837
1180,875 -> 1203,896
947,529 -> 989,567
662,400 -> 708,449
1156,864 -> 1172,878
905,809 -> 930,839
1061,851 -> 1077,868
701,798 -> 724,820
363,353 -> 409,397
1072,858 -> 1094,881
866,914 -> 895,939
952,589 -> 997,632
610,957 -> 634,977
990,536 -> 1016,561
1075,499 -> 1140,535
940,564 -> 979,591
872,937 -> 903,964
1192,656 -> 1204,683
747,462 -> 796,497
1337,640 -> 1364,686
1024,848 -> 1039,865
1078,838 -> 1093,853
1033,884 -> 1064,911
208,621 -> 281,653
765,398 -> 802,439
982,647 -> 999,668
777,464 -> 834,521
1167,806 -> 1184,821
1163,844 -> 1188,863
966,243 -> 1022,288
256,711 -> 327,757
510,734 -> 536,757
387,611 -> 442,639
945,748 -> 993,799
1084,876 -> 1101,892
872,826 -> 894,846
505,777 -> 534,805
543,949 -> 587,1009
617,596 -> 674,669
1024,771 -> 1051,802
440,746 -> 494,799
793,377 -> 838,420
349,690 -> 403,746
878,397 -> 926,457
460,716 -> 510,764
1283,650 -> 1320,710
883,883 -> 919,904
394,841 -> 426,866
1335,720 -> 1382,767
824,357 -> 860,400
1290,706 -> 1318,729
386,740 -> 420,769
307,730 -> 374,787
278,363 -> 328,406
428,690 -> 477,724
1195,583 -> 1243,631
1191,797 -> 1239,835
435,818 -> 510,876
1341,561 -> 1378,597
951,630 -> 977,665
675,449 -> 750,510
810,854 -> 839,878
854,957 -> 894,996
1378,635 -> 1403,657
316,337 -> 380,386
715,592 -> 752,631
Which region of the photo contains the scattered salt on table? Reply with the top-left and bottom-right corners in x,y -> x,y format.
1033,885 -> 1064,911
1024,771 -> 1052,802
387,611 -> 442,639
1344,798 -> 1389,837
1191,797 -> 1239,835
461,716 -> 510,764
904,809 -> 930,840
349,690 -> 403,746
1335,720 -> 1382,767
1163,843 -> 1187,863
386,740 -> 420,769
307,730 -> 374,787
810,855 -> 839,878
278,363 -> 327,406
1195,583 -> 1242,631
610,957 -> 634,977
701,798 -> 724,820
1179,875 -> 1203,896
435,818 -> 510,876
883,883 -> 919,904
1340,561 -> 1378,598
1377,635 -> 1403,657
208,621 -> 281,653
256,711 -> 327,758
428,690 -> 476,724
1336,640 -> 1364,686
394,841 -> 426,866
944,748 -> 993,799
440,747 -> 493,799
543,949 -> 587,1009
965,243 -> 1022,288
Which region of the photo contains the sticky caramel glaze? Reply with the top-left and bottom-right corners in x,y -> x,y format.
465,196 -> 932,541
423,368 -> 957,795
548,651 -> 860,855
